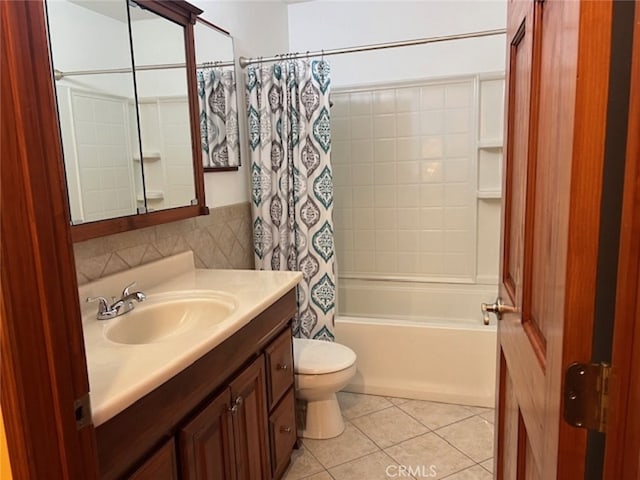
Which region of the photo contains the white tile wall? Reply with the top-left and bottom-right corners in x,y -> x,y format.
331,79 -> 477,280
479,78 -> 505,142
135,98 -> 196,212
476,75 -> 505,284
71,92 -> 137,222
157,99 -> 196,208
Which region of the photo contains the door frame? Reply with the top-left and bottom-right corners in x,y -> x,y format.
1,1 -> 98,478
604,1 -> 640,477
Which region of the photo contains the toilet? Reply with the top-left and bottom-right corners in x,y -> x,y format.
293,337 -> 357,439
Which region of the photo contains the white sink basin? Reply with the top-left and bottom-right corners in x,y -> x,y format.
103,291 -> 236,345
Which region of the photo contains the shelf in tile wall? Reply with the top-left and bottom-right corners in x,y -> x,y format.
477,190 -> 502,199
133,152 -> 162,162
477,139 -> 503,149
136,191 -> 164,201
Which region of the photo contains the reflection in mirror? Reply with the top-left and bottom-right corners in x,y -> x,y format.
46,0 -> 203,226
46,0 -> 141,224
194,19 -> 240,170
129,1 -> 196,212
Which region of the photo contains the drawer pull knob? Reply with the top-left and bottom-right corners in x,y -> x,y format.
280,426 -> 292,433
229,396 -> 243,414
277,363 -> 289,371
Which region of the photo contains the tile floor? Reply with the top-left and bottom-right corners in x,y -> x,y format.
283,392 -> 495,480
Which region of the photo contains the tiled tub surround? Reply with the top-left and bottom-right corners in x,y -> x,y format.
135,97 -> 197,211
283,392 -> 495,480
58,88 -> 139,223
331,75 -> 504,407
74,202 -> 253,285
331,74 -> 504,285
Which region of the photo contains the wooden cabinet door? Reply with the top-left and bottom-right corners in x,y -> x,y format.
229,357 -> 270,480
497,0 -> 615,478
179,389 -> 236,480
129,438 -> 178,480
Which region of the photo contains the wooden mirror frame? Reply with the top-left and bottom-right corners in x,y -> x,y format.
63,0 -> 210,243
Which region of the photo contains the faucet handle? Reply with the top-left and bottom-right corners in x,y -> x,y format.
86,296 -> 110,314
121,282 -> 137,297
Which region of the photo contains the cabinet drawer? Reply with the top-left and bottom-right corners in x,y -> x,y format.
265,327 -> 294,409
269,388 -> 296,479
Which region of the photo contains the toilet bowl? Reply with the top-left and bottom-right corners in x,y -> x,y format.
293,337 -> 357,439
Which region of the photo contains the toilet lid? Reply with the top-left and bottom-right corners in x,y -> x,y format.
293,338 -> 357,374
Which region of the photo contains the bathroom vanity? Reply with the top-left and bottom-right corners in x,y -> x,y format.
79,253 -> 301,479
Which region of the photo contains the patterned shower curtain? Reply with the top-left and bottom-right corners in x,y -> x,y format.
197,67 -> 240,168
246,59 -> 335,341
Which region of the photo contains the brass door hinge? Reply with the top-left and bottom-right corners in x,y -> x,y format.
74,393 -> 92,430
563,362 -> 610,433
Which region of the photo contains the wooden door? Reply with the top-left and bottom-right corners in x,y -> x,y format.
604,1 -> 640,477
229,357 -> 270,480
180,388 -> 236,480
496,0 -> 616,478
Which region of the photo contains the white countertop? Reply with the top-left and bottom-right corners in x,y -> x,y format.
79,252 -> 301,427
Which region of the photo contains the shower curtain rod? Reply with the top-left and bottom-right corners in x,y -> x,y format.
238,28 -> 506,69
54,60 -> 235,81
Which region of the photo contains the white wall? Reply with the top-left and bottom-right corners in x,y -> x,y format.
192,1 -> 290,208
288,1 -> 507,87
130,17 -> 189,98
195,1 -> 505,207
47,0 -> 134,97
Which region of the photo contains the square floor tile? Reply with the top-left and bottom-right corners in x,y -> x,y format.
398,400 -> 476,430
337,392 -> 393,419
435,416 -> 494,463
282,445 -> 325,479
303,422 -> 379,469
304,473 -> 334,480
351,406 -> 429,448
386,396 -> 411,406
385,432 -> 475,479
329,451 -> 403,480
464,406 -> 494,415
479,410 -> 495,424
480,458 -> 494,474
442,465 -> 493,479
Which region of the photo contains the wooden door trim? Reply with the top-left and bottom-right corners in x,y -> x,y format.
551,3 -> 614,479
604,1 -> 640,477
1,1 -> 98,478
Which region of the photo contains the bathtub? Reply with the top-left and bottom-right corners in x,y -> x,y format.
335,279 -> 498,408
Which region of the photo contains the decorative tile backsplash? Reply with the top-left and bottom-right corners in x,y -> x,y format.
74,202 -> 254,285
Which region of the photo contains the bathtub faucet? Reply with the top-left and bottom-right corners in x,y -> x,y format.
87,282 -> 146,320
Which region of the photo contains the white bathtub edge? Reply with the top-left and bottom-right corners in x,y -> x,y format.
335,317 -> 498,409
343,382 -> 495,408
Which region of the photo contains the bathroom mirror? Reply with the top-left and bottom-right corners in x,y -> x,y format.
45,0 -> 208,241
194,19 -> 241,170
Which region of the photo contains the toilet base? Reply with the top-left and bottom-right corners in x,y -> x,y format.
298,393 -> 345,439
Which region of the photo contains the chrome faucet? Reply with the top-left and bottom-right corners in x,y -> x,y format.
87,282 -> 146,320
